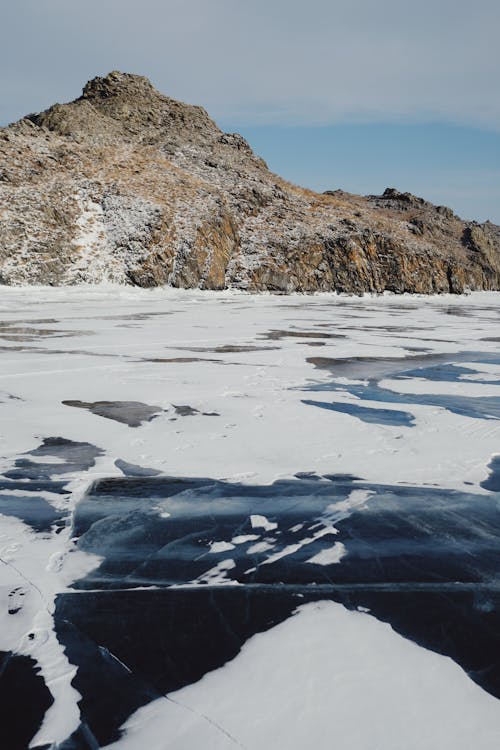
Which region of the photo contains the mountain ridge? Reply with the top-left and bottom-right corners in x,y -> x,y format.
1,71 -> 499,293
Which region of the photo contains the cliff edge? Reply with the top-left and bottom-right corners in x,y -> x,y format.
1,71 -> 499,293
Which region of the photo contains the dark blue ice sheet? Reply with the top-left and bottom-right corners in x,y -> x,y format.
303,350 -> 500,422
0,652 -> 54,750
301,398 -> 416,426
481,455 -> 500,492
45,469 -> 500,747
0,493 -> 64,533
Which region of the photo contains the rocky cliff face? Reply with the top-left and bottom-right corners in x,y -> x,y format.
1,71 -> 499,293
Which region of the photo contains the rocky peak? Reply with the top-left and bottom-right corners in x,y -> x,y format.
80,71 -> 156,101
23,71 -> 221,151
368,187 -> 455,219
1,72 -> 499,293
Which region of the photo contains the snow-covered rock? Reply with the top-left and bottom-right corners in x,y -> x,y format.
1,71 -> 500,292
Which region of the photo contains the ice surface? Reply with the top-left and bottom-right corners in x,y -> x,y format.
250,514 -> 277,532
306,541 -> 346,565
0,287 -> 499,748
208,541 -> 236,554
107,601 -> 500,750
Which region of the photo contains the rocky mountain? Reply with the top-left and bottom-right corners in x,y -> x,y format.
1,71 -> 499,293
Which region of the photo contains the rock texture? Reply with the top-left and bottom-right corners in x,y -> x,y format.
1,71 -> 499,293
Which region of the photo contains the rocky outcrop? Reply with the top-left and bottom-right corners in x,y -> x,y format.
1,71 -> 499,292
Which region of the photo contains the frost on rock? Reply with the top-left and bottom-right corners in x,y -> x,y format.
66,190 -> 164,284
1,70 -> 500,292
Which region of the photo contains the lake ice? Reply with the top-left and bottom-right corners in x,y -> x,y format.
1,287 -> 500,749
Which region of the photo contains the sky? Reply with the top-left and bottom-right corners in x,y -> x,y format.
1,0 -> 499,221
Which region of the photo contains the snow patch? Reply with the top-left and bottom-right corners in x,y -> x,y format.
208,541 -> 236,554
306,541 -> 346,565
108,601 -> 500,750
250,514 -> 277,532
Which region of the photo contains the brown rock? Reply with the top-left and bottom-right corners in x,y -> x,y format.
1,71 -> 499,293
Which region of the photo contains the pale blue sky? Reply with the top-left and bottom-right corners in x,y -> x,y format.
2,0 -> 499,221
232,123 -> 500,223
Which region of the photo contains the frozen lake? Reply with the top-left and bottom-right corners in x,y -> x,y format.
1,288 -> 500,749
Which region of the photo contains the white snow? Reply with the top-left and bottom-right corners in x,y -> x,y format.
250,515 -> 277,532
107,601 -> 500,750
247,540 -> 275,555
192,559 -> 238,586
306,541 -> 346,565
208,541 -> 236,554
0,515 -> 101,746
0,287 -> 499,489
231,534 -> 259,544
261,526 -> 338,567
257,489 -> 369,568
66,192 -> 163,285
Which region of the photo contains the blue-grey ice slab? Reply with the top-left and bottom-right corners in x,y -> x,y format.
0,479 -> 68,495
260,328 -> 346,341
62,400 -> 163,427
0,438 -> 101,531
305,351 -> 468,380
51,470 -> 500,747
0,437 -> 105,748
115,459 -> 162,477
2,313 -> 500,748
301,399 -> 416,426
70,475 -> 500,594
307,350 -> 500,380
4,437 -> 102,481
393,362 -> 500,385
307,381 -> 500,421
304,350 -> 500,421
481,456 -> 500,492
0,493 -> 64,533
0,651 -> 54,750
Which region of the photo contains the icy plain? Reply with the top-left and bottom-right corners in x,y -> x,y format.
0,287 -> 500,749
